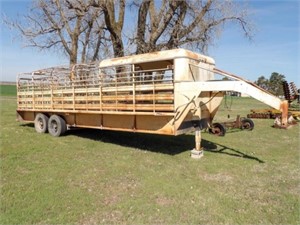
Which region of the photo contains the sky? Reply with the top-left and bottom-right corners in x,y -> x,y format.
0,0 -> 299,86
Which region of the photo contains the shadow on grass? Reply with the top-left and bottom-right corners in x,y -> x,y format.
202,139 -> 265,163
69,128 -> 194,155
20,123 -> 34,128
68,128 -> 265,163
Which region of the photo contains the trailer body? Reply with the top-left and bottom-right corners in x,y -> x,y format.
17,49 -> 288,137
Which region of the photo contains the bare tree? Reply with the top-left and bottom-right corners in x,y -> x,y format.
89,0 -> 253,56
4,0 -> 106,65
134,0 -> 253,54
101,0 -> 125,57
4,0 -> 253,63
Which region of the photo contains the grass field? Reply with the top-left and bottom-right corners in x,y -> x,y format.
0,84 -> 16,96
1,85 -> 299,224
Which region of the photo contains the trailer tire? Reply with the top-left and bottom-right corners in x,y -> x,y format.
209,123 -> 226,136
48,115 -> 67,137
241,118 -> 254,130
34,113 -> 49,133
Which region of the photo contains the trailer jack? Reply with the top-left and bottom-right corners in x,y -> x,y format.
273,115 -> 298,129
273,100 -> 298,129
191,129 -> 204,159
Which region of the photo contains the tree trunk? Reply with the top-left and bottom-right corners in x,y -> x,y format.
102,0 -> 125,57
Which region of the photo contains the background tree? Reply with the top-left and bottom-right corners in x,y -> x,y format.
254,72 -> 285,96
269,72 -> 285,96
255,75 -> 269,90
4,0 -> 253,64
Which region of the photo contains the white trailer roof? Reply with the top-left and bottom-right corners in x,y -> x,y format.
99,48 -> 215,68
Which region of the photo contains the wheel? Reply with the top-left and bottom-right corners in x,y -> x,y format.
241,118 -> 254,130
48,115 -> 67,137
34,113 -> 49,133
208,123 -> 226,136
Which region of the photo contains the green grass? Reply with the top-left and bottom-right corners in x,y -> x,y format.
0,85 -> 17,96
1,96 -> 299,224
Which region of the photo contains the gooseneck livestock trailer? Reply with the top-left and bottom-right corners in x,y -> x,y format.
16,49 -> 289,157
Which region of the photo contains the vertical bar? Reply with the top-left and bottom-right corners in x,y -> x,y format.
50,80 -> 53,110
153,73 -> 155,113
26,81 -> 29,109
32,77 -> 35,110
132,64 -> 136,113
16,77 -> 19,109
115,68 -> 118,111
99,70 -> 103,112
72,81 -> 75,111
61,87 -> 64,109
85,84 -> 88,110
42,80 -> 44,109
